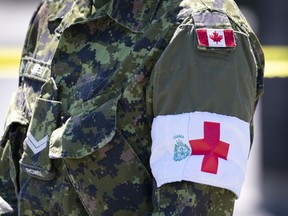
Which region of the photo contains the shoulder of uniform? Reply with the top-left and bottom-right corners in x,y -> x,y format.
176,0 -> 253,33
43,0 -> 75,21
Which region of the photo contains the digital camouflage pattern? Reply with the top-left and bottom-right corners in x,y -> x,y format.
0,0 -> 264,215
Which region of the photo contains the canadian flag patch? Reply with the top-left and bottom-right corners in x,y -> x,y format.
196,28 -> 236,48
150,111 -> 250,197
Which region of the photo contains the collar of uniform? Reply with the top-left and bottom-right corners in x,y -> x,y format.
93,0 -> 161,33
54,0 -> 160,34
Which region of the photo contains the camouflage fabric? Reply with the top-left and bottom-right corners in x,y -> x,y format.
0,0 -> 264,215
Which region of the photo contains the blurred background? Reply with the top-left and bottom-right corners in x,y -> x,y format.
0,0 -> 287,215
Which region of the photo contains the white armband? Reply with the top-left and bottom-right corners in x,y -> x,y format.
150,111 -> 250,197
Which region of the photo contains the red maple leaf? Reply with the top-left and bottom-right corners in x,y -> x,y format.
209,31 -> 223,44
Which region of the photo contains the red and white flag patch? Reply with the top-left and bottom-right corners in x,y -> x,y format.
150,111 -> 250,197
196,28 -> 236,48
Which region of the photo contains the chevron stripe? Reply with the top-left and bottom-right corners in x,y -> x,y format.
25,131 -> 48,154
0,196 -> 13,214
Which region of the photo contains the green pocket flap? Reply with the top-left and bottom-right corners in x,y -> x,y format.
49,90 -> 120,158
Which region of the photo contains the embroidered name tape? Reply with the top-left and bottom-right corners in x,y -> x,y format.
196,28 -> 236,48
150,111 -> 250,197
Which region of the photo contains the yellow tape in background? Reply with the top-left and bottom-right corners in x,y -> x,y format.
0,46 -> 288,78
263,46 -> 288,78
0,48 -> 21,78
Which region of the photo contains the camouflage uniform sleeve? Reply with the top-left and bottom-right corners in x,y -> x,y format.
148,6 -> 264,216
0,1 -> 45,214
0,145 -> 15,215
0,89 -> 28,215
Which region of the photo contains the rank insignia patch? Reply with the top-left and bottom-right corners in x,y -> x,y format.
25,132 -> 48,154
196,28 -> 236,48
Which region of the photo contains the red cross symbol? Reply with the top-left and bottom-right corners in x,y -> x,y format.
189,121 -> 230,174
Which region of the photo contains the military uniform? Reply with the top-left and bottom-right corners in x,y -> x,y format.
0,0 -> 264,215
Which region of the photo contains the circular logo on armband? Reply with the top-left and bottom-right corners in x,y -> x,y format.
173,135 -> 191,162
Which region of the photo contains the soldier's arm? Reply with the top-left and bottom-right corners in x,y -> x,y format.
149,7 -> 264,216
